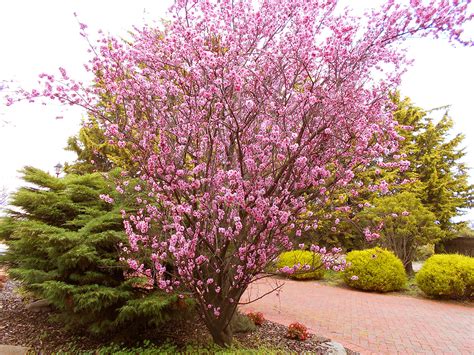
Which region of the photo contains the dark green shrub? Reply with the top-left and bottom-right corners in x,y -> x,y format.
343,247 -> 407,292
415,254 -> 474,299
276,250 -> 324,280
0,167 -> 193,334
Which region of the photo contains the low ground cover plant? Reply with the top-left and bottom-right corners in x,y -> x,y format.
415,254 -> 474,299
343,247 -> 407,292
92,341 -> 283,355
287,322 -> 309,341
246,312 -> 265,326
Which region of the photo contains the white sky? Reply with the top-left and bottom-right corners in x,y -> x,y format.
0,0 -> 473,221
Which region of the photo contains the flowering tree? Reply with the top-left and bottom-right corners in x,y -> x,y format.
15,0 -> 472,346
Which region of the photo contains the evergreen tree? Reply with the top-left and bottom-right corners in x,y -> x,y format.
414,114 -> 473,233
311,95 -> 473,249
0,167 -> 193,334
64,117 -> 137,175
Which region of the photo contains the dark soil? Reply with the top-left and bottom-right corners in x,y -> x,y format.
1,275 -> 357,354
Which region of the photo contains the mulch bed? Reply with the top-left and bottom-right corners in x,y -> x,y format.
1,275 -> 357,354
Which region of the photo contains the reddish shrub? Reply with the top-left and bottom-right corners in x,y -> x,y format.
287,322 -> 309,341
246,311 -> 265,326
0,269 -> 8,290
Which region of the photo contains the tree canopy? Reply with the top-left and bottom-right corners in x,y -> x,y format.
358,191 -> 443,272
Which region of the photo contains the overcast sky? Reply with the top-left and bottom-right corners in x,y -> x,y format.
0,0 -> 473,221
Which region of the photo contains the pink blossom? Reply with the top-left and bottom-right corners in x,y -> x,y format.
99,194 -> 114,204
245,99 -> 254,110
364,228 -> 380,241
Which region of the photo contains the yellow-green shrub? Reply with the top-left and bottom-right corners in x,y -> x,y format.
276,250 -> 324,280
343,247 -> 407,292
415,254 -> 474,299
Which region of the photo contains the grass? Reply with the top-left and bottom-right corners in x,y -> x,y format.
400,276 -> 424,297
56,340 -> 287,355
319,269 -> 345,287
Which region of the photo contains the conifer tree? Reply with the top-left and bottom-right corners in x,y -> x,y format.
64,117 -> 137,175
382,96 -> 473,236
414,114 -> 473,234
0,167 -> 193,334
312,95 -> 473,249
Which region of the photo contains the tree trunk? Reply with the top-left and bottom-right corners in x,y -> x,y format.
209,324 -> 233,347
404,260 -> 413,275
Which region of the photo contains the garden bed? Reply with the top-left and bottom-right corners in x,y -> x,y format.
0,278 -> 357,354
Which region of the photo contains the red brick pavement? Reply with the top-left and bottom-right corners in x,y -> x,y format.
240,278 -> 474,354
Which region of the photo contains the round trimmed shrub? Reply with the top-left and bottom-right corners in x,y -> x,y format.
343,247 -> 407,292
415,254 -> 474,299
276,250 -> 324,280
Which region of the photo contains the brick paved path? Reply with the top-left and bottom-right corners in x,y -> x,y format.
241,278 -> 474,354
